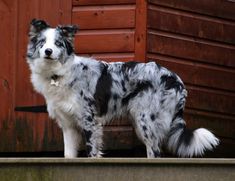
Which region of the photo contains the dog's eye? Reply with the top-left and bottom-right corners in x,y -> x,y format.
36,38 -> 45,46
55,40 -> 63,47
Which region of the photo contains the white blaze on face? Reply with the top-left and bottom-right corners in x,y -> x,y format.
39,28 -> 61,60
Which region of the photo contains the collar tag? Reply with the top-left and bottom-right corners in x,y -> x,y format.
50,79 -> 60,87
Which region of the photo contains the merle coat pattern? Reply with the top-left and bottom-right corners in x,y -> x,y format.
26,19 -> 219,158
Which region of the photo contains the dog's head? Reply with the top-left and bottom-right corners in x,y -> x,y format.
27,19 -> 78,64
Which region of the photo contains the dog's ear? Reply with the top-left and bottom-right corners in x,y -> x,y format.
29,19 -> 50,38
57,25 -> 79,41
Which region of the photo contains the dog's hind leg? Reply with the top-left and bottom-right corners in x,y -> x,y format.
62,127 -> 82,158
130,111 -> 162,158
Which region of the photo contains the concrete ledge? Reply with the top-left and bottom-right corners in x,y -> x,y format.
0,158 -> 235,181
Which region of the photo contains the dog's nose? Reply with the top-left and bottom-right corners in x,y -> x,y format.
45,48 -> 53,56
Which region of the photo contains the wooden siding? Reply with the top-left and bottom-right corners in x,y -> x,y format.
148,31 -> 235,67
148,0 -> 235,21
147,0 -> 235,156
0,0 -> 234,157
148,5 -> 235,45
72,5 -> 135,29
75,30 -> 135,53
73,0 -> 136,6
72,2 -> 136,60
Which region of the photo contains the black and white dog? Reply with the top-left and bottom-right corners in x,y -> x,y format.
27,19 -> 219,158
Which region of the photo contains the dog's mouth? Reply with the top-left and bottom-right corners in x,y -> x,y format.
44,56 -> 55,60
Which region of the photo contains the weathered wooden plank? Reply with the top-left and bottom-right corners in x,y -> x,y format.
210,138 -> 235,158
148,31 -> 235,68
73,0 -> 135,6
35,0 -> 62,26
72,5 -> 135,29
148,5 -> 235,45
148,0 -> 235,21
148,54 -> 235,92
134,0 -> 147,61
103,126 -> 135,150
185,109 -> 235,139
75,30 -> 135,53
60,0 -> 72,24
11,0 -> 73,153
186,86 -> 235,116
0,0 -> 18,152
80,53 -> 135,62
15,1 -> 63,146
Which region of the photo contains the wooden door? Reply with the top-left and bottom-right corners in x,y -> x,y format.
0,0 -> 71,152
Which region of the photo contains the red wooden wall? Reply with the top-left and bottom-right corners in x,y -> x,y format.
0,0 -> 234,157
0,0 -> 71,152
147,0 -> 235,157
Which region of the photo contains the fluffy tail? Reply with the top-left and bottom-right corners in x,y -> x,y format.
167,123 -> 220,157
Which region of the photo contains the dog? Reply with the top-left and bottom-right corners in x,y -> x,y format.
26,19 -> 219,158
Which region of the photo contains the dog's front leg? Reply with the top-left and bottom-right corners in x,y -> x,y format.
82,123 -> 103,158
62,127 -> 81,158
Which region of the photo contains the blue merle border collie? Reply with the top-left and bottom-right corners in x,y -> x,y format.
27,19 -> 219,158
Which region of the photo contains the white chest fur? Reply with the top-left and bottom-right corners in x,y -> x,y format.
31,73 -> 81,124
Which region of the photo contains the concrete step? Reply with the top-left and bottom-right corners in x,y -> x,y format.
0,158 -> 234,181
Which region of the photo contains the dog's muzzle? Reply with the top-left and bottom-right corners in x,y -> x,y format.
44,48 -> 55,60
